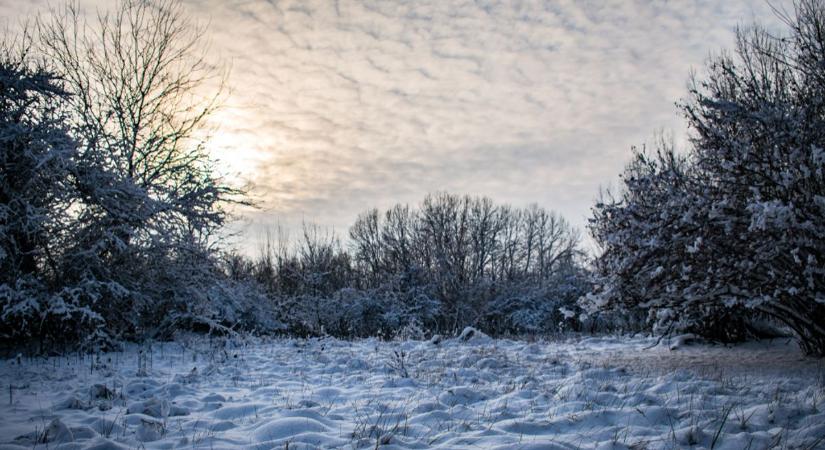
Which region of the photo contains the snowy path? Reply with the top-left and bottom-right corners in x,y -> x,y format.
0,334 -> 823,449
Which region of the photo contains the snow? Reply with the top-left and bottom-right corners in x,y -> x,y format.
1,335 -> 823,449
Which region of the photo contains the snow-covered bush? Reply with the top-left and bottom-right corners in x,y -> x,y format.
270,284 -> 439,339
587,0 -> 825,355
0,40 -> 83,345
481,269 -> 590,335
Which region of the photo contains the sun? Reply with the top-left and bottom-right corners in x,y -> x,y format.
206,130 -> 258,179
201,109 -> 263,186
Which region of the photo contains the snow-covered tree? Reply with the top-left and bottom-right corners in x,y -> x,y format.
588,0 -> 825,355
31,0 -> 245,336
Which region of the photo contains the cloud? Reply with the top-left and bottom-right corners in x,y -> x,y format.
1,0 -> 792,252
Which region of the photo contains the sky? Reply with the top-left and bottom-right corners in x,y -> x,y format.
2,0 -> 791,254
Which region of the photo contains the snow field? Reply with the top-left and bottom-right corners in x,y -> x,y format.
0,334 -> 823,449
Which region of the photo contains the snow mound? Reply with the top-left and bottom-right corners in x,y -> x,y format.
42,419 -> 73,443
457,326 -> 490,343
438,386 -> 486,406
669,333 -> 702,350
253,417 -> 330,441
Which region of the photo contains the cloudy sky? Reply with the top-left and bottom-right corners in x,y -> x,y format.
2,0 -> 790,252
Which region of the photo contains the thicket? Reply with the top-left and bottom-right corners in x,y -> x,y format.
229,194 -> 591,338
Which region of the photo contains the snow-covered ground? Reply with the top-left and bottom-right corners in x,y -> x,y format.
1,333 -> 823,450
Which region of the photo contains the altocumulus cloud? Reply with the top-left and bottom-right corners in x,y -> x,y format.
0,0 -> 790,251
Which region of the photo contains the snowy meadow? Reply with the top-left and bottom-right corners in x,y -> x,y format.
3,0 -> 825,449
2,332 -> 824,449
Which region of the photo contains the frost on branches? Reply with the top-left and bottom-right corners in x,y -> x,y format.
0,2 -> 272,349
0,44 -> 87,343
586,0 -> 825,356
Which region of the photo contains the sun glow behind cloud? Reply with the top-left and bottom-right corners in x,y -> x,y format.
203,109 -> 266,188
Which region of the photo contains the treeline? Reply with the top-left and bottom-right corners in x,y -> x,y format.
4,0 -> 825,357
227,193 -> 591,338
584,0 -> 825,356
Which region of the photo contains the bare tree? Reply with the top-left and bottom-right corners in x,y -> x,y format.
346,193 -> 587,334
21,0 -> 248,340
37,0 -> 236,252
